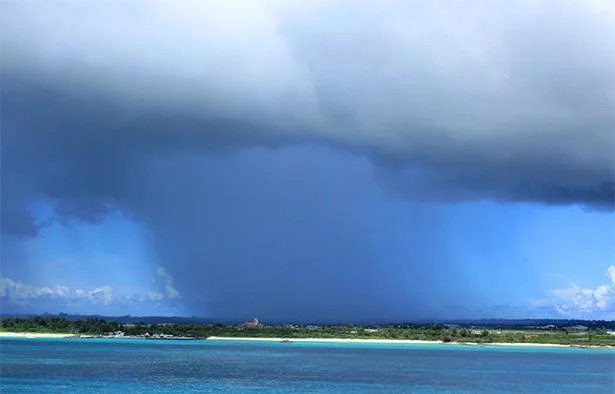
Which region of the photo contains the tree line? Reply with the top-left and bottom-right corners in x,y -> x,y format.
2,316 -> 614,346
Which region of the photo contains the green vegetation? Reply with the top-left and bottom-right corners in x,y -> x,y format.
0,316 -> 121,335
2,316 -> 614,347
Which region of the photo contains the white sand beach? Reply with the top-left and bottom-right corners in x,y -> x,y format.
207,336 -> 442,344
486,342 -> 569,348
206,336 -> 577,348
0,332 -> 73,339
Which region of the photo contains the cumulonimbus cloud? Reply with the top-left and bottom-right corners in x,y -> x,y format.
1,0 -> 614,237
1,1 -> 614,319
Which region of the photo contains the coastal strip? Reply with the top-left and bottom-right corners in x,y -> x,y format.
1,333 -> 610,349
0,332 -> 195,340
205,336 -> 576,348
0,332 -> 73,339
207,336 -> 440,344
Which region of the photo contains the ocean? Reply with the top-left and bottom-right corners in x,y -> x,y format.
1,338 -> 613,393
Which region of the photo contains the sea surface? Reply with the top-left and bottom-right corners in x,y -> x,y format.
1,338 -> 613,393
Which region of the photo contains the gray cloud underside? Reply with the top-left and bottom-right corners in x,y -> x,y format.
2,0 -> 615,236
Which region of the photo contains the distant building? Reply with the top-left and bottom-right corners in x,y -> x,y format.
152,333 -> 174,339
567,325 -> 588,332
240,318 -> 261,327
606,330 -> 615,336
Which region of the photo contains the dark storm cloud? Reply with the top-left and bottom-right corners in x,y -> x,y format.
1,0 -> 614,318
2,1 -> 613,232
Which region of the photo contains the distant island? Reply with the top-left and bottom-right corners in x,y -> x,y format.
1,315 -> 614,348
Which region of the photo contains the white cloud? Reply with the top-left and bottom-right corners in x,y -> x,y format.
0,276 -> 71,302
140,267 -> 181,303
0,275 -> 114,305
0,268 -> 182,309
594,285 -> 611,310
74,286 -> 113,305
156,267 -> 181,300
548,265 -> 615,317
147,292 -> 165,302
606,265 -> 615,284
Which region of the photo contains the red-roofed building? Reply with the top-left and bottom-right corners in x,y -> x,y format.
240,318 -> 261,327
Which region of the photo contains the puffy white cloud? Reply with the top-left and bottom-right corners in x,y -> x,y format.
606,265 -> 615,284
549,265 -> 615,317
594,285 -> 611,310
156,267 -> 181,300
0,275 -> 113,305
138,267 -> 181,303
74,286 -> 113,305
147,292 -> 165,302
0,267 -> 182,309
0,276 -> 70,302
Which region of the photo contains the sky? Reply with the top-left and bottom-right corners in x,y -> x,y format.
1,0 -> 614,322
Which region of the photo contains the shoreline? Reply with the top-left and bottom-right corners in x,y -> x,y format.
1,332 -> 611,349
0,332 -> 73,338
207,336 -> 444,345
206,336 -> 608,349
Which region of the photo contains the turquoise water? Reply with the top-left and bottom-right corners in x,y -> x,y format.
1,338 -> 613,393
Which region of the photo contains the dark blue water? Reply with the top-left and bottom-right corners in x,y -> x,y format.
1,338 -> 613,393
